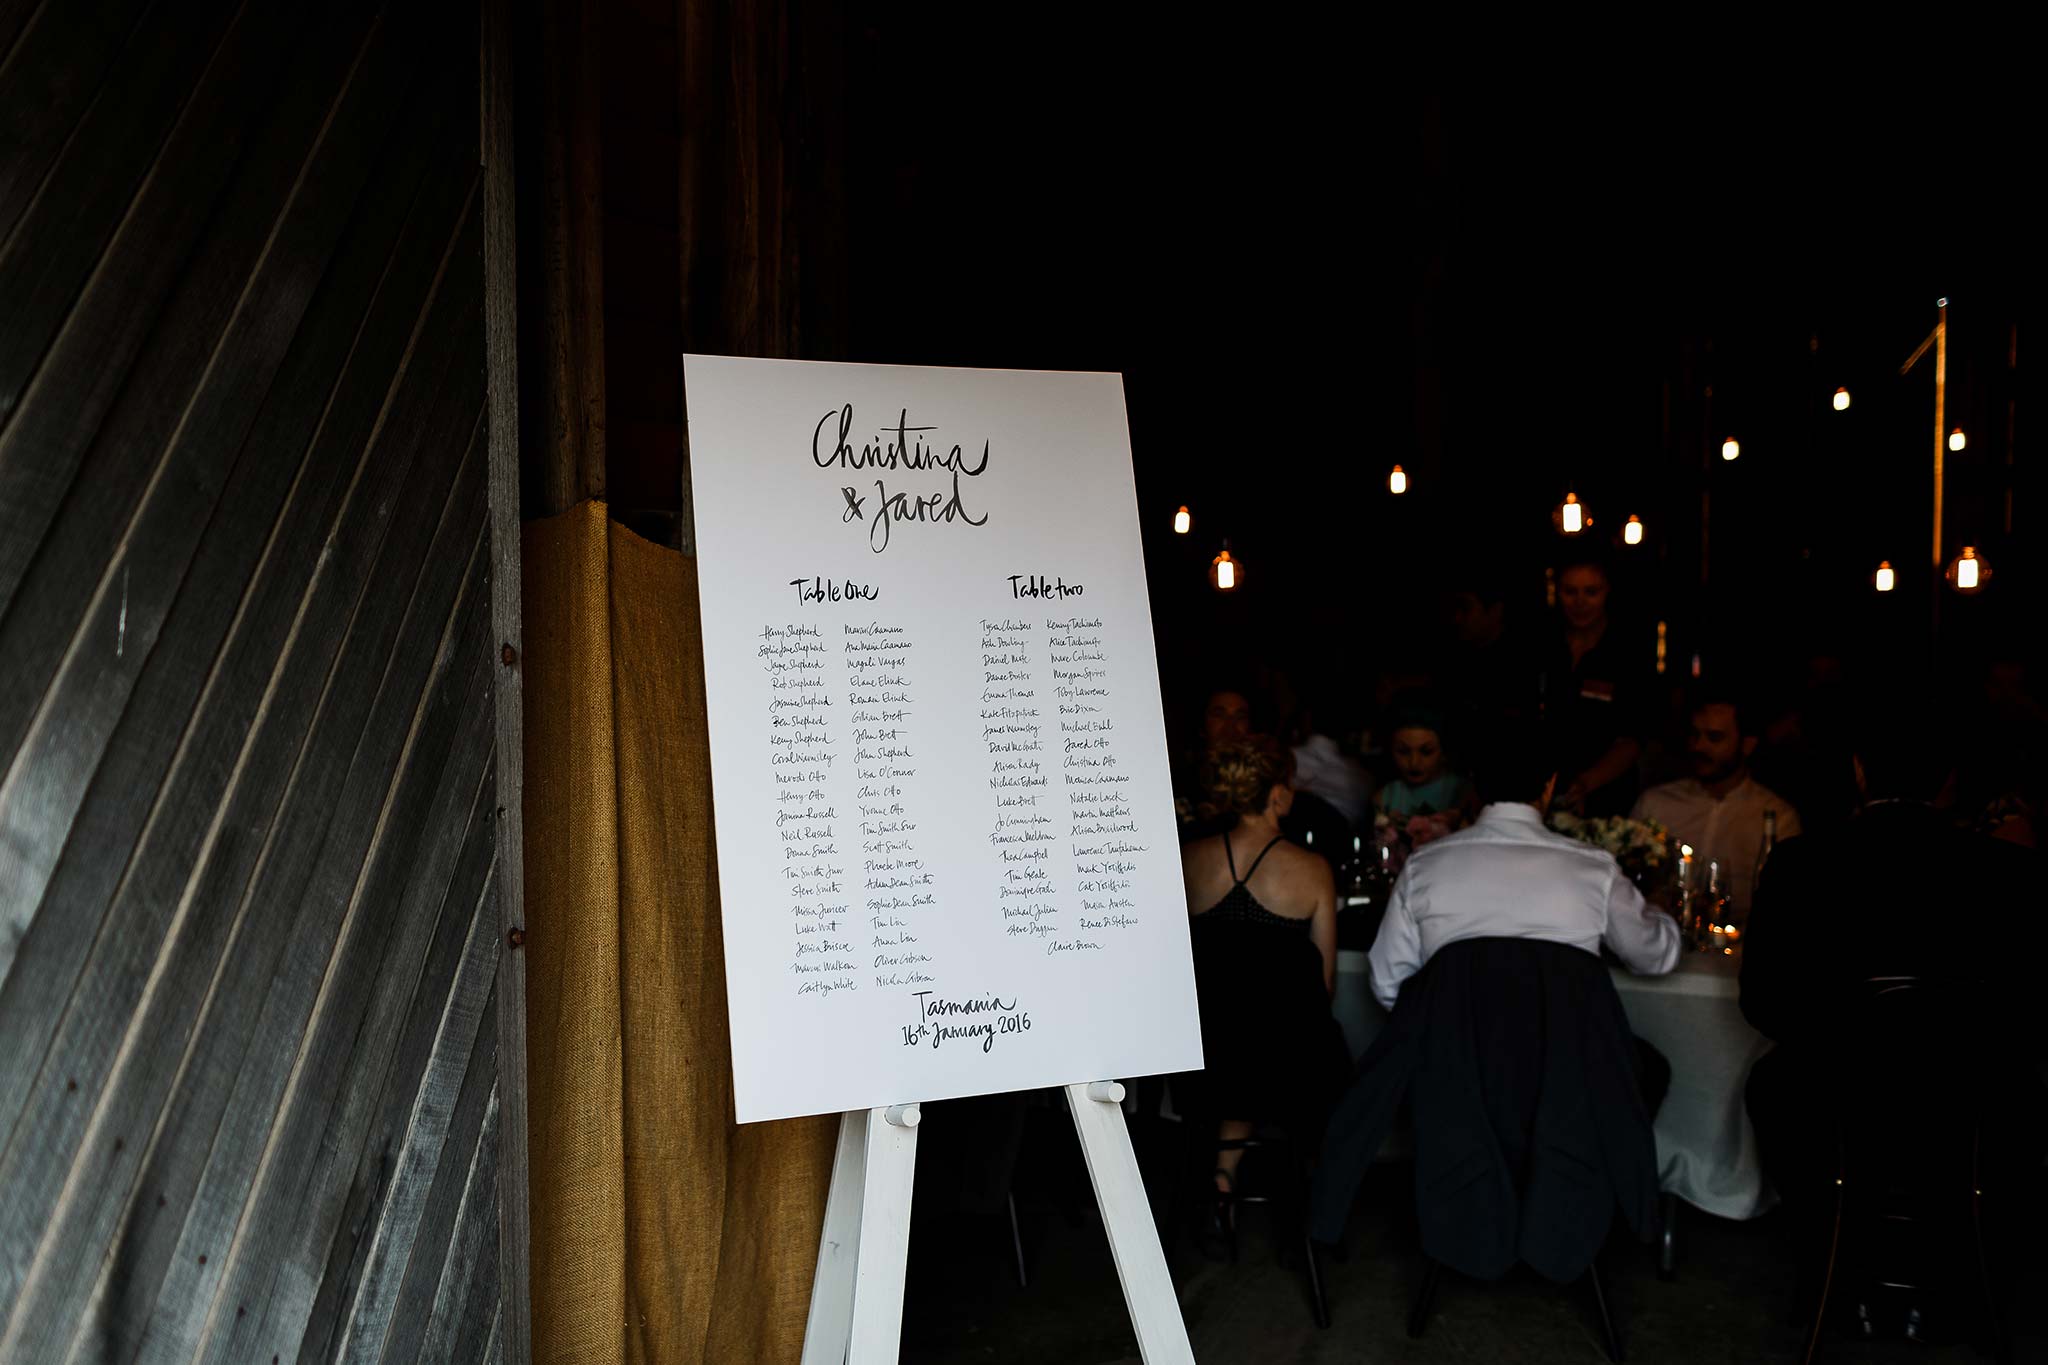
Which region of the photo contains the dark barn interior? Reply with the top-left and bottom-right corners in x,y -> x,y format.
0,2 -> 2035,1362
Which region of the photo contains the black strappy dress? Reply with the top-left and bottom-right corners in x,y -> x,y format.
1183,835 -> 1349,1139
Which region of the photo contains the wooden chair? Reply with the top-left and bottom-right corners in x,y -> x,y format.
1210,1125 -> 1330,1330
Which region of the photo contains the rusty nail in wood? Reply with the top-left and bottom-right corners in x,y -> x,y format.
238,1306 -> 245,1317
507,927 -> 525,949
198,1255 -> 207,1265
500,642 -> 517,666
66,1079 -> 76,1092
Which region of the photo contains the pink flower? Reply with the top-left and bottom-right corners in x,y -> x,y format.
1406,813 -> 1454,848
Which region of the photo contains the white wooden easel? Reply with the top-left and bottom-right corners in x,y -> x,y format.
799,1080 -> 1196,1365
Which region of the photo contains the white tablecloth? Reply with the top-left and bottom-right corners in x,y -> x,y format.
1336,941 -> 1776,1219
1332,948 -> 1385,1062
1611,949 -> 1776,1220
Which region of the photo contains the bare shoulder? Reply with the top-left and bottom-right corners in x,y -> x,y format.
1270,839 -> 1334,886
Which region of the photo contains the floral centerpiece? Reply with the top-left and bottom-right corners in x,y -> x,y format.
1371,807 -> 1462,877
1546,812 -> 1674,899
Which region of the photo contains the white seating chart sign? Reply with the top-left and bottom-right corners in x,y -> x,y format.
685,356 -> 1202,1124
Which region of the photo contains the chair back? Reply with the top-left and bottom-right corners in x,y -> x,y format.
1830,976 -> 1989,1202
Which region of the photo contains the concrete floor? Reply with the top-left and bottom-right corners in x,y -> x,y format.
898,1108 -> 2047,1364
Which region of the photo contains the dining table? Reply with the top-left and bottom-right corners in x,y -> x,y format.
1331,900 -> 1777,1230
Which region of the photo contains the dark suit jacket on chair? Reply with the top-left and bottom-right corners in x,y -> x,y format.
1310,936 -> 1659,1283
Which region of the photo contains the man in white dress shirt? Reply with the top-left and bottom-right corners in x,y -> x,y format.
1632,689 -> 1800,919
1368,739 -> 1679,1010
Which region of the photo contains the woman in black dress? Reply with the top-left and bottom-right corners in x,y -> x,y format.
1180,736 -> 1343,1203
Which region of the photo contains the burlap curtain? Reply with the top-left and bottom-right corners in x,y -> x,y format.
523,500 -> 836,1363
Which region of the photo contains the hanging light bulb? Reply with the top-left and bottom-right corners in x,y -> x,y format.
1210,544 -> 1239,591
1721,437 -> 1741,461
1624,514 -> 1644,546
1832,387 -> 1851,411
1948,427 -> 1967,452
1873,560 -> 1896,593
1172,505 -> 1190,535
1945,545 -> 1990,595
1388,464 -> 1408,495
1555,492 -> 1586,535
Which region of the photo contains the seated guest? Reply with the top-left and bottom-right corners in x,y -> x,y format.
1290,706 -> 1374,831
1375,699 -> 1477,835
1633,686 -> 1801,919
1368,733 -> 1680,1011
1741,704 -> 2044,1232
1181,736 -> 1344,1203
1438,562 -> 1541,769
1173,686 -> 1257,839
1312,731 -> 1675,1271
1202,687 -> 1254,748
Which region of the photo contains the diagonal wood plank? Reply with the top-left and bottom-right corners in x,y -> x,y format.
0,0 -> 369,623
0,260 -> 485,1356
1,446 -> 490,1362
0,189 -> 484,1165
0,54 -> 475,1020
0,0 -> 155,247
370,1035 -> 497,1365
239,758 -> 499,1365
0,0 -> 450,853
413,1076 -> 503,1365
186,564 -> 498,1365
139,527 -> 495,1359
292,855 -> 502,1365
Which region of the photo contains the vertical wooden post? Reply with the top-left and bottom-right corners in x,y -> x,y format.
482,0 -> 532,1359
537,0 -> 607,512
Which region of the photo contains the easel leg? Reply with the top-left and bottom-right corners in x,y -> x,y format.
802,1105 -> 922,1365
1065,1081 -> 1196,1365
801,1111 -> 869,1365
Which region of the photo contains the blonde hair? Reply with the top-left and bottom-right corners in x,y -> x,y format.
1198,735 -> 1295,821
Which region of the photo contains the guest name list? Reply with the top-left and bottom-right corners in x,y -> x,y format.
688,356 -> 1202,1124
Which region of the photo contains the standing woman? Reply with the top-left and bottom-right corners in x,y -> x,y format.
1180,736 -> 1343,1211
1541,550 -> 1647,816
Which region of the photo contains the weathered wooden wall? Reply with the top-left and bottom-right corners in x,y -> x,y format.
0,1 -> 518,1359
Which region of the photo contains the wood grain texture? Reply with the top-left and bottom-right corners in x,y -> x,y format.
0,0 -> 376,618
0,1 -> 506,1357
482,0 -> 533,1354
0,0 -> 161,249
535,0 -> 607,511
